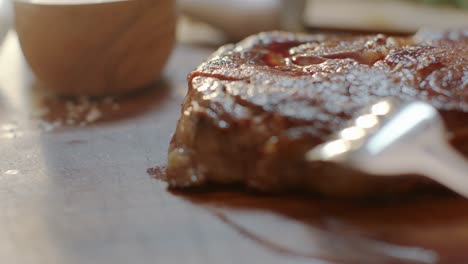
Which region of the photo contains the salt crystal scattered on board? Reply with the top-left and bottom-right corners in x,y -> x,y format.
34,95 -> 121,132
85,107 -> 102,123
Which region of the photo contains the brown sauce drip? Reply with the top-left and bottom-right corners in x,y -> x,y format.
259,38 -> 389,68
265,41 -> 303,57
262,53 -> 287,67
291,55 -> 327,66
320,50 -> 385,66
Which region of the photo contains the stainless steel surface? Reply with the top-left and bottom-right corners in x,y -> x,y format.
306,98 -> 468,197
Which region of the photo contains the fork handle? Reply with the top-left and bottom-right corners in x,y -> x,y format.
417,140 -> 468,197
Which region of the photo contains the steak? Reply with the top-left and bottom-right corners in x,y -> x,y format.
167,29 -> 468,197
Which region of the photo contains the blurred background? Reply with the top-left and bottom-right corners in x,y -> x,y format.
1,0 -> 468,47
177,0 -> 468,44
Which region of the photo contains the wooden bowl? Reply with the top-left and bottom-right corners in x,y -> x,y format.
14,0 -> 176,96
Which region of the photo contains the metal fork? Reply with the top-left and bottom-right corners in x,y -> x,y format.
306,98 -> 468,197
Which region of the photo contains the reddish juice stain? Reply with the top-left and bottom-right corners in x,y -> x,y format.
265,41 -> 302,56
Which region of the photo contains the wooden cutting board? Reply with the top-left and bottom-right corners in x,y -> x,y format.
1,31 -> 468,264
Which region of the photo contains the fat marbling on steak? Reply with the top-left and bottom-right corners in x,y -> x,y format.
167,29 -> 468,197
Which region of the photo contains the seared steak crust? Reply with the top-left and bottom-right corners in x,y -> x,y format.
167,29 -> 468,197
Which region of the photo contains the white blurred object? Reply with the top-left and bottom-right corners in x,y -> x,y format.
0,0 -> 13,45
305,0 -> 468,33
178,0 -> 306,40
